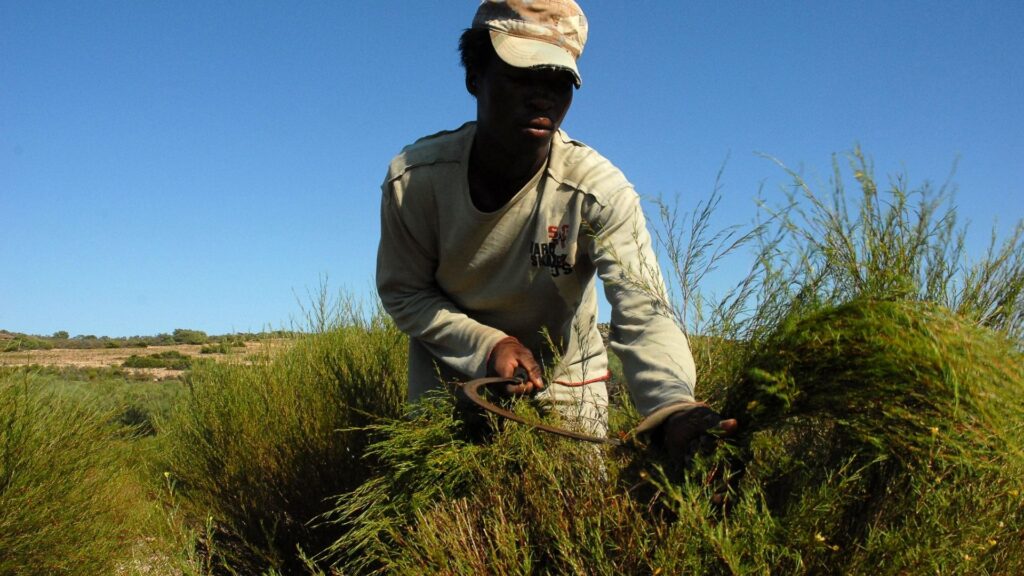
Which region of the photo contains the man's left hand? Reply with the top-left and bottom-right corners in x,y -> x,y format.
661,406 -> 739,459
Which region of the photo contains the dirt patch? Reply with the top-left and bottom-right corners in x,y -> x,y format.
0,341 -> 288,379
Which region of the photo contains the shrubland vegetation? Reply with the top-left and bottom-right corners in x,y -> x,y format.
0,328 -> 289,352
0,366 -> 199,575
2,149 -> 1021,574
122,351 -> 196,371
163,308 -> 406,572
200,340 -> 248,355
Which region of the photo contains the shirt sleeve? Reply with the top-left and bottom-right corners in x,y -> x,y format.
587,186 -> 697,416
375,178 -> 508,380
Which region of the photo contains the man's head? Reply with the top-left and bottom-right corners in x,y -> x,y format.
463,1 -> 587,162
461,0 -> 588,94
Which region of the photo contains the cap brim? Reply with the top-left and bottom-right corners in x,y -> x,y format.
489,30 -> 582,88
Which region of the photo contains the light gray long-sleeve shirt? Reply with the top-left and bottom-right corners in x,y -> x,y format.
375,122 -> 696,417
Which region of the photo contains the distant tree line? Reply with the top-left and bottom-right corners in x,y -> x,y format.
0,328 -> 296,352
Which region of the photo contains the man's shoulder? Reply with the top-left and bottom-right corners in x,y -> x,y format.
386,122 -> 475,182
548,130 -> 633,206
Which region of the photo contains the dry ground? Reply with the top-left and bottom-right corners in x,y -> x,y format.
0,341 -> 287,379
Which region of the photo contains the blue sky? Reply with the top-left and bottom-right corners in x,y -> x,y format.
2,1 -> 1022,337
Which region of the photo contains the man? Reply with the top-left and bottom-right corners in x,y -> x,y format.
376,0 -> 736,454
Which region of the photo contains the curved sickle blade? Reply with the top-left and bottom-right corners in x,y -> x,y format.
458,377 -> 622,446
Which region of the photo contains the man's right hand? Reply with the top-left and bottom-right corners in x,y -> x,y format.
488,336 -> 545,394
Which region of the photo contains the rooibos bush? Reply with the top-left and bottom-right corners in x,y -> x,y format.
725,298 -> 1024,574
0,373 -> 141,575
164,306 -> 407,573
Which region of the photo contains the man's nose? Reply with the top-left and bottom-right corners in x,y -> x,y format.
528,92 -> 555,111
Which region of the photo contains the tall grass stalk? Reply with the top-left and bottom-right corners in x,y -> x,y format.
759,147 -> 1024,340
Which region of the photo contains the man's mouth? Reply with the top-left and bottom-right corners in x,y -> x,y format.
523,118 -> 555,137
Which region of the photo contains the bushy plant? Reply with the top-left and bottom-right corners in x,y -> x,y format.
1,335 -> 54,352
173,328 -> 209,345
317,395 -> 780,575
0,374 -> 141,575
163,302 -> 407,573
2,366 -> 188,437
123,350 -> 192,370
309,298 -> 1021,575
724,299 -> 1023,573
0,366 -> 231,576
759,148 -> 1024,339
200,340 -> 245,355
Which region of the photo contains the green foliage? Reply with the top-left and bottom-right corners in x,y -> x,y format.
724,299 -> 1023,574
163,303 -> 407,573
761,148 -> 1024,340
0,365 -> 188,438
199,340 -> 246,354
173,329 -> 209,345
0,329 -> 259,351
313,297 -> 1023,575
123,350 -> 193,370
2,335 -> 53,352
318,397 -> 783,575
0,373 -> 141,575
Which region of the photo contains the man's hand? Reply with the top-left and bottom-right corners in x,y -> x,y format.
661,406 -> 738,459
488,336 -> 545,394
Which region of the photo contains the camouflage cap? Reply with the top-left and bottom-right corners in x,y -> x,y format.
472,0 -> 588,88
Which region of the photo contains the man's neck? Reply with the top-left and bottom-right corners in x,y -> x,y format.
468,132 -> 550,213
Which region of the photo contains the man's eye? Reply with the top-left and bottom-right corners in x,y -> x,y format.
544,76 -> 573,92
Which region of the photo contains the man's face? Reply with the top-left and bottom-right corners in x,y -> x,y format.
472,58 -> 575,158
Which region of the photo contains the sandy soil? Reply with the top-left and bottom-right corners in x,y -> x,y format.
0,341 -> 285,380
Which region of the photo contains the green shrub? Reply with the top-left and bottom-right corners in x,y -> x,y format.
199,341 -> 245,355
2,336 -> 53,352
0,366 -> 188,434
319,397 -> 644,574
726,299 -> 1023,573
173,329 -> 209,345
0,374 -> 142,575
760,148 -> 1024,341
123,350 -> 192,370
164,308 -> 407,573
310,300 -> 1021,575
